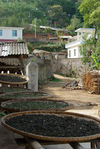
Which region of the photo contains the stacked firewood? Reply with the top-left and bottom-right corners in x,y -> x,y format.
82,71 -> 100,93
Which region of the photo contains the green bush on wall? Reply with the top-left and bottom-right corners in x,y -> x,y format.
35,43 -> 65,52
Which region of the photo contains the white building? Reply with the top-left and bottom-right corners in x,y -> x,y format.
65,28 -> 95,58
65,40 -> 82,58
0,27 -> 24,42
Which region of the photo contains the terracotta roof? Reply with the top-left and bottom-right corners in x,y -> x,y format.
0,39 -> 16,42
0,42 -> 29,57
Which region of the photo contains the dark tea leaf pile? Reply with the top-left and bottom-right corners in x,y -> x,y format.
4,100 -> 68,110
0,92 -> 49,99
6,114 -> 100,137
0,75 -> 26,82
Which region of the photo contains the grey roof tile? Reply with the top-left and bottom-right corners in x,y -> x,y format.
0,42 -> 29,56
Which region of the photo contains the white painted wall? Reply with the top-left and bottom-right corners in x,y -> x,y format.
68,45 -> 82,58
0,27 -> 24,40
65,28 -> 95,59
75,28 -> 95,40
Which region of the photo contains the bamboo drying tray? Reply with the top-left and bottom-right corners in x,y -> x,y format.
0,86 -> 32,95
1,111 -> 100,143
0,99 -> 72,112
0,91 -> 53,103
0,73 -> 29,85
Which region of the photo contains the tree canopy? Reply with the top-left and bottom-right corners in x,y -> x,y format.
79,0 -> 100,70
0,0 -> 83,31
79,0 -> 100,28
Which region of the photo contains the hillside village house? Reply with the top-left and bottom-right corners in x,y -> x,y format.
65,28 -> 95,59
0,27 -> 24,42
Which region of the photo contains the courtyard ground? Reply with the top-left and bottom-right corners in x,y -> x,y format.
0,74 -> 100,149
41,74 -> 100,110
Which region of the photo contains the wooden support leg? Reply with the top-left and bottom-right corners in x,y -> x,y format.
29,141 -> 45,149
96,142 -> 100,149
25,138 -> 45,149
91,142 -> 100,149
91,142 -> 96,149
25,144 -> 31,149
69,142 -> 86,149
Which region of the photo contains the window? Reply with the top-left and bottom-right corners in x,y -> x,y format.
0,30 -> 2,36
69,50 -> 71,58
12,30 -> 17,37
74,49 -> 76,56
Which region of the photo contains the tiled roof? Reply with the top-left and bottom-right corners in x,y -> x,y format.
0,42 -> 29,56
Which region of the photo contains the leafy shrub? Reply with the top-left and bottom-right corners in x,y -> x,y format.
49,75 -> 61,82
27,42 -> 33,53
35,43 -> 65,52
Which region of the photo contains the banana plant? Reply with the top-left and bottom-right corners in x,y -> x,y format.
91,52 -> 100,69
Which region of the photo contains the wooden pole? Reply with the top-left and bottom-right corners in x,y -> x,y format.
18,55 -> 25,75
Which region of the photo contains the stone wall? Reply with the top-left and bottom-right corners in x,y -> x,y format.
52,57 -> 89,77
24,55 -> 53,90
38,59 -> 53,84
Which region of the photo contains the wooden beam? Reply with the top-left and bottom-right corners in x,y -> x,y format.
18,55 -> 25,75
0,66 -> 21,69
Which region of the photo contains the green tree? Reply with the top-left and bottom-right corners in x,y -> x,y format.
79,0 -> 100,27
47,4 -> 67,27
80,34 -> 100,70
0,0 -> 83,30
67,15 -> 83,35
89,6 -> 100,29
79,0 -> 100,69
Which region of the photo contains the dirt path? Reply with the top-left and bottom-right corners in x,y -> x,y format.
41,74 -> 100,117
41,74 -> 100,103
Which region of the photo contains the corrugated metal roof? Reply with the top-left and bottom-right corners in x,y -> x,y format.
0,42 -> 29,57
0,27 -> 24,30
75,28 -> 95,32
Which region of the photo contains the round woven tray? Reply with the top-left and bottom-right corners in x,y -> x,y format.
1,111 -> 100,142
0,73 -> 29,85
0,91 -> 53,103
0,99 -> 72,112
0,87 -> 32,95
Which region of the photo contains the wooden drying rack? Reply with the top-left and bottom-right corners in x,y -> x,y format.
15,136 -> 100,149
2,111 -> 100,149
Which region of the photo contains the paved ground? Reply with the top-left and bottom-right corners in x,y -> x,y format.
0,74 -> 100,149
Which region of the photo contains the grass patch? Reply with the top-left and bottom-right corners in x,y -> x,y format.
49,76 -> 61,82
